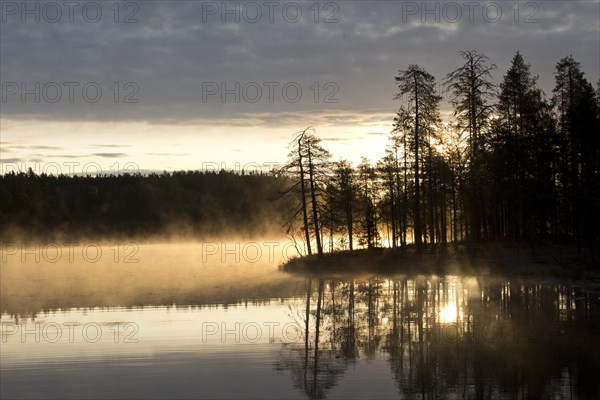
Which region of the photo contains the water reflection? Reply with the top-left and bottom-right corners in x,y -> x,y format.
2,248 -> 599,399
277,276 -> 600,399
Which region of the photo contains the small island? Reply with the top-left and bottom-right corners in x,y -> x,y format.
277,52 -> 599,280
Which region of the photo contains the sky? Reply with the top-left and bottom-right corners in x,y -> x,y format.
1,0 -> 599,174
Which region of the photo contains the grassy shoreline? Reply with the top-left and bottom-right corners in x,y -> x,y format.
280,243 -> 600,280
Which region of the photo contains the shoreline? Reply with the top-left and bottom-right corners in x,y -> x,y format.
280,243 -> 600,280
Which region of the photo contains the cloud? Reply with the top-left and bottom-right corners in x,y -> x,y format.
30,154 -> 83,159
0,0 -> 598,174
92,153 -> 129,158
2,144 -> 64,151
30,145 -> 63,150
0,158 -> 23,163
0,1 -> 596,128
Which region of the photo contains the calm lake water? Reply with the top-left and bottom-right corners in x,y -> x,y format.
1,242 -> 599,399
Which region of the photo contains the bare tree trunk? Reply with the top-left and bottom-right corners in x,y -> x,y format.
329,201 -> 334,252
441,188 -> 448,246
402,135 -> 409,248
346,206 -> 353,251
428,143 -> 435,247
298,136 -> 312,255
307,147 -> 323,255
390,181 -> 397,248
414,76 -> 422,252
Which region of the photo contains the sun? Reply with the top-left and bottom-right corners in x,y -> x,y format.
439,303 -> 459,323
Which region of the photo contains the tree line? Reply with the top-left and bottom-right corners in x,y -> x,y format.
0,169 -> 292,240
283,51 -> 600,258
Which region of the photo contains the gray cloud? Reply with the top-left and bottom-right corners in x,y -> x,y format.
31,145 -> 63,150
7,145 -> 64,150
30,154 -> 84,159
92,153 -> 129,158
0,0 -> 598,127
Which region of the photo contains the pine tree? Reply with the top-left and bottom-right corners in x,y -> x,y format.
395,65 -> 442,251
444,51 -> 496,252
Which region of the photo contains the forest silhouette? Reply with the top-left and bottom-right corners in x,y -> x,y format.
281,51 -> 599,262
0,169 -> 292,240
1,51 -> 599,262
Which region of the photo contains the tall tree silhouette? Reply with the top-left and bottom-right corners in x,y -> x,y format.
493,51 -> 553,249
444,50 -> 496,254
377,152 -> 400,248
283,128 -> 330,256
392,106 -> 414,248
356,158 -> 379,249
332,160 -> 357,250
305,134 -> 330,255
284,128 -> 314,255
395,65 -> 442,251
552,56 -> 600,253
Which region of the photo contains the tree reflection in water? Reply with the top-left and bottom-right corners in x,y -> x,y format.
276,275 -> 600,399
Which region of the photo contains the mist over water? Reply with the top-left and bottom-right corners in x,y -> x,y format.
1,239 -> 303,316
2,240 -> 599,399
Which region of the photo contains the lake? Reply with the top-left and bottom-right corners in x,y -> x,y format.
1,241 -> 599,399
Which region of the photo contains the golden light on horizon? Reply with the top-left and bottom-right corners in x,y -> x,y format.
1,116 -> 397,172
